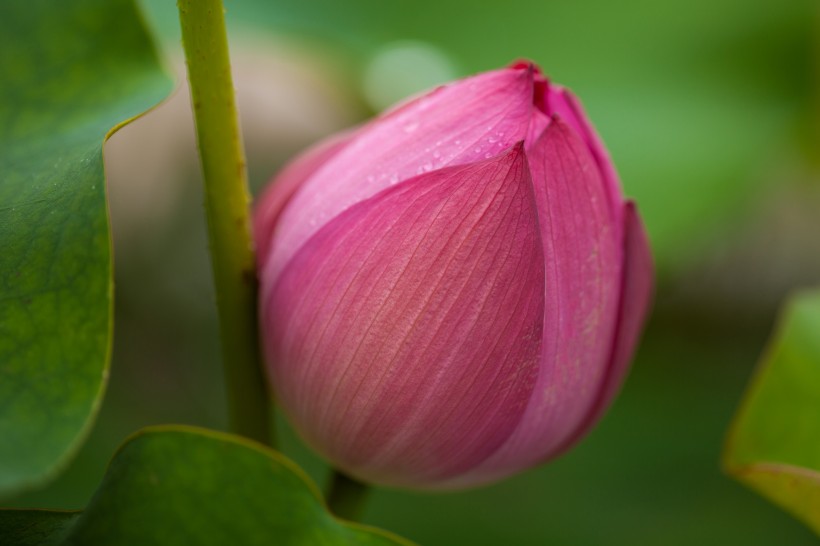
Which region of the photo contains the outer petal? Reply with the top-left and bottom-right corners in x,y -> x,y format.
569,202 -> 654,436
544,86 -> 624,217
261,145 -> 545,489
448,118 -> 623,487
266,66 -> 538,281
253,130 -> 355,266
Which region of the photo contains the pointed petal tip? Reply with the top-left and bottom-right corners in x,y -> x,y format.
545,112 -> 569,129
497,140 -> 529,178
506,60 -> 552,115
508,59 -> 542,76
531,115 -> 591,162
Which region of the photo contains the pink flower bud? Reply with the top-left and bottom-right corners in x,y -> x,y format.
255,62 -> 653,490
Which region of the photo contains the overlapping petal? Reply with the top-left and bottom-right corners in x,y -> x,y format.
254,130 -> 355,266
543,86 -> 623,216
266,66 -> 538,281
256,62 -> 653,490
584,202 -> 654,428
446,118 -> 622,486
262,145 -> 546,488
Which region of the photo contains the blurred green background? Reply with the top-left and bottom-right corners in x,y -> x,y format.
9,0 -> 820,543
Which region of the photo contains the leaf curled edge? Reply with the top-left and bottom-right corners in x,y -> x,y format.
723,290 -> 820,535
1,426 -> 414,545
0,0 -> 174,497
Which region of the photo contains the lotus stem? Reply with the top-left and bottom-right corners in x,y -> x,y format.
177,0 -> 273,447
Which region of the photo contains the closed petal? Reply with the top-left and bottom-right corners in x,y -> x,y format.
266,66 -> 537,282
544,86 -> 624,217
450,118 -> 622,487
254,130 -> 355,266
570,202 -> 654,435
261,145 -> 545,488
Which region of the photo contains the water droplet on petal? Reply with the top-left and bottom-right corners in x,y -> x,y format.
403,121 -> 419,133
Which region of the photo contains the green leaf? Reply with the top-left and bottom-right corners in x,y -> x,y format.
0,426 -> 413,545
0,0 -> 172,496
724,290 -> 820,535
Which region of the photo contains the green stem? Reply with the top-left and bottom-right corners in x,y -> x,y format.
177,0 -> 273,446
326,470 -> 371,521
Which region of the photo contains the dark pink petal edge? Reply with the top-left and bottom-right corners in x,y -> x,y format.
553,201 -> 654,456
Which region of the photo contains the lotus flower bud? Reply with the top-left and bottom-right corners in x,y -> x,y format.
255,62 -> 653,490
